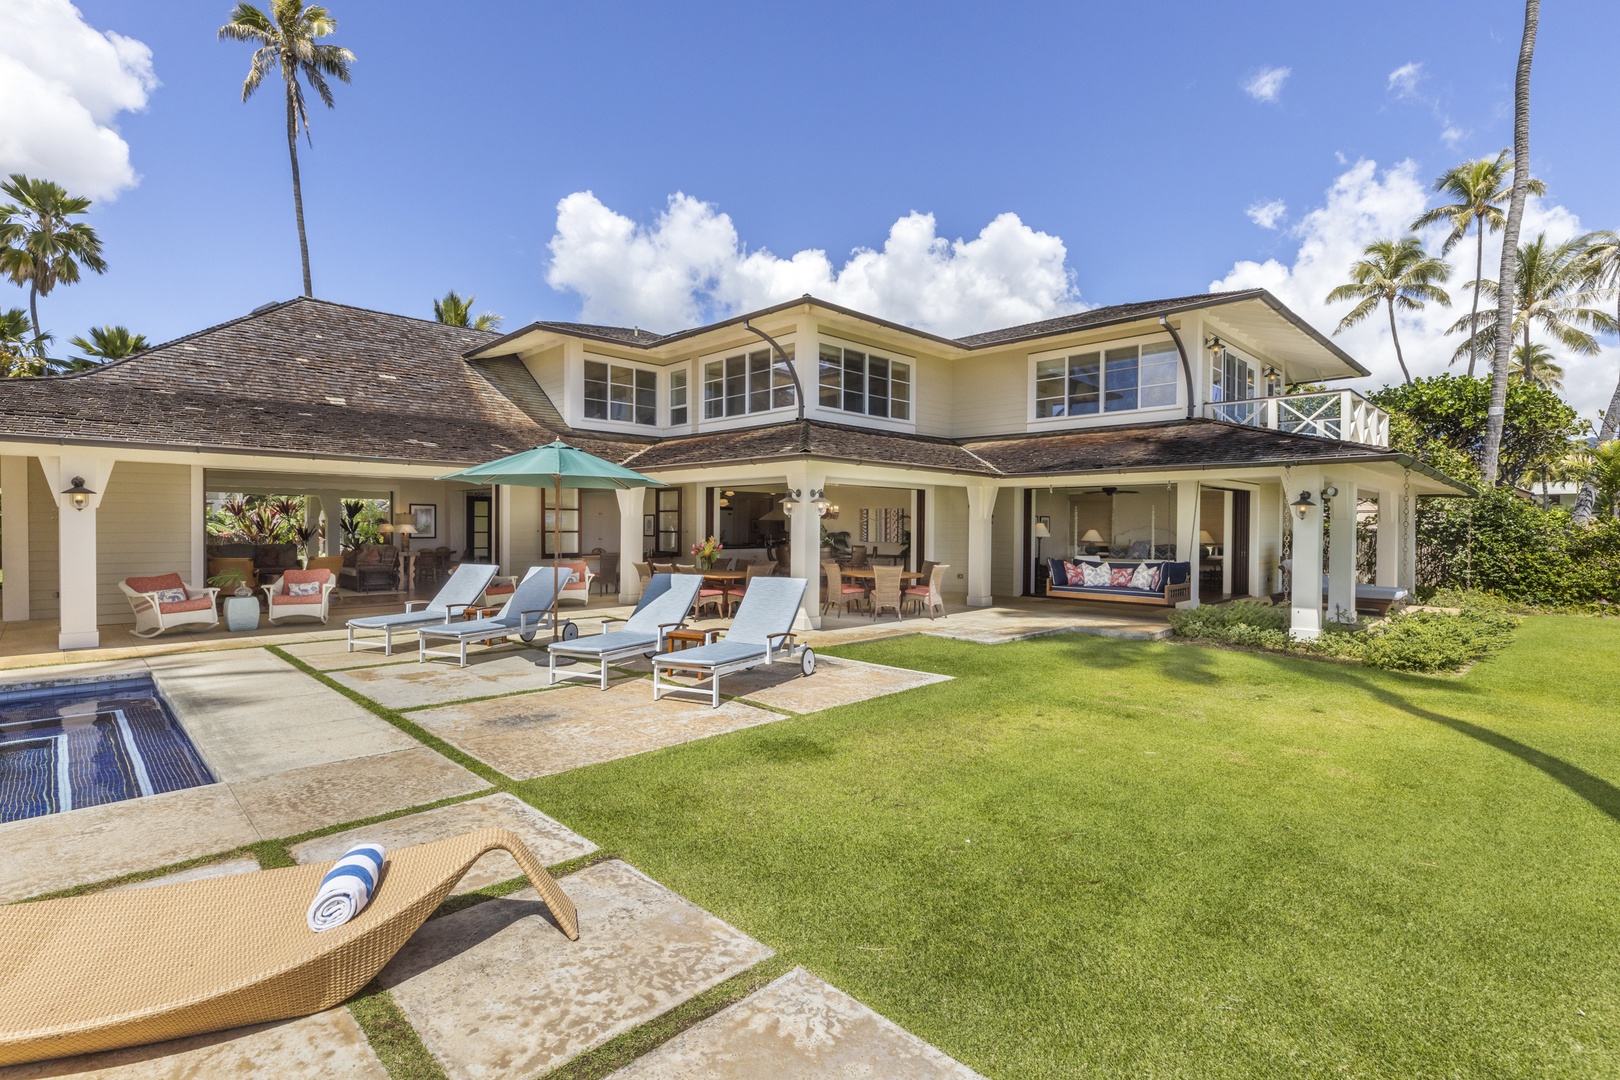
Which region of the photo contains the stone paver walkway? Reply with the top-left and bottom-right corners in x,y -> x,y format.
290,793 -> 596,893
381,860 -> 774,1080
610,967 -> 986,1079
329,649 -> 564,709
0,1009 -> 385,1079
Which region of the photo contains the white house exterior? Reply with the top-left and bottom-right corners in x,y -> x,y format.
0,289 -> 1469,650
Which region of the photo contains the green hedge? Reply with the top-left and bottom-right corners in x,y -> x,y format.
1168,598 -> 1520,674
1417,488 -> 1620,607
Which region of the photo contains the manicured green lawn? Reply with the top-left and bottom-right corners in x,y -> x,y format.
518,617 -> 1620,1078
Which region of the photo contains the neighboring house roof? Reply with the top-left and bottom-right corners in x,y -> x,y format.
620,419 -> 998,475
0,297 -> 640,466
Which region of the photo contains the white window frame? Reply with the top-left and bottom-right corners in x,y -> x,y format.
668,365 -> 690,426
581,354 -> 660,429
1028,334 -> 1182,424
1210,345 -> 1259,404
816,338 -> 913,423
699,343 -> 796,424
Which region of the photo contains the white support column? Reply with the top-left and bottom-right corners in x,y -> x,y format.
1288,466 -> 1324,640
39,453 -> 115,650
965,482 -> 997,607
616,486 -> 645,604
314,490 -> 342,556
1374,490 -> 1399,587
1398,489 -> 1418,592
1174,480 -> 1201,610
190,466 -> 207,587
497,484 -> 513,575
787,467 -> 826,629
1326,480 -> 1358,623
2,455 -> 31,622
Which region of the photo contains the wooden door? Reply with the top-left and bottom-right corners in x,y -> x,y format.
1231,490 -> 1251,596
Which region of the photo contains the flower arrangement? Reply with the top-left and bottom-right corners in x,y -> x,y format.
691,535 -> 724,570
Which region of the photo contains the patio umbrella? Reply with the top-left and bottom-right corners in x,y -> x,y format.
439,441 -> 664,641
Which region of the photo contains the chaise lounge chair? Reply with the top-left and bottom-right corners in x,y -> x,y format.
650,576 -> 814,707
0,827 -> 577,1067
545,573 -> 703,690
345,562 -> 499,655
416,567 -> 578,666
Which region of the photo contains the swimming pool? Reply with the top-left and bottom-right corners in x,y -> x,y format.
0,676 -> 214,822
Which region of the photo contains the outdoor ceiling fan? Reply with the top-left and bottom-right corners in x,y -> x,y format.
1093,486 -> 1139,496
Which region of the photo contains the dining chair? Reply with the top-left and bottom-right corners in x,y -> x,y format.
634,561 -> 652,590
595,551 -> 621,596
904,563 -> 949,619
869,565 -> 904,621
822,559 -> 866,615
744,563 -> 775,583
849,545 -> 870,569
678,563 -> 727,617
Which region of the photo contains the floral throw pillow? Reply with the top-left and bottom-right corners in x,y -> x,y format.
1081,562 -> 1112,587
287,580 -> 323,597
154,587 -> 189,604
1062,561 -> 1084,585
1129,563 -> 1159,591
1109,567 -> 1136,588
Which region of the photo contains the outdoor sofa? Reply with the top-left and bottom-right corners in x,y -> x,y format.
651,576 -> 814,707
545,573 -> 702,689
118,573 -> 220,637
1045,558 -> 1192,606
416,566 -> 577,666
345,562 -> 499,655
0,828 -> 576,1067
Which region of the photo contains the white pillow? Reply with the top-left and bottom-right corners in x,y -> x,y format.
154,587 -> 189,604
287,580 -> 323,597
1129,563 -> 1158,591
1081,562 -> 1112,587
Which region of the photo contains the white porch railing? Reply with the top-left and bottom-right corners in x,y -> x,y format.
1204,389 -> 1389,447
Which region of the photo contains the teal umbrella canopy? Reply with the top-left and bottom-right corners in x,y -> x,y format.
438,441 -> 664,490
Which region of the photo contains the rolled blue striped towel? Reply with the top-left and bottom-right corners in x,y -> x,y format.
306,843 -> 386,932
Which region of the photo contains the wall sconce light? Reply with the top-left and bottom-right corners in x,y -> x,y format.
1321,485 -> 1339,499
62,476 -> 95,511
1205,335 -> 1225,355
809,489 -> 832,518
1291,491 -> 1317,520
781,489 -> 801,516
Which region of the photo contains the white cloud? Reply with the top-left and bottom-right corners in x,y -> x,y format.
1440,126 -> 1467,149
1243,66 -> 1291,103
1387,62 -> 1424,99
545,192 -> 1079,337
0,0 -> 157,201
1211,158 -> 1611,421
1246,199 -> 1288,230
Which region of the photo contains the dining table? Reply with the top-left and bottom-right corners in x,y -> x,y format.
699,569 -> 747,617
837,567 -> 924,583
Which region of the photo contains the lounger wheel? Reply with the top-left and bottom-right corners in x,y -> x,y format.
800,647 -> 816,676
562,620 -> 579,641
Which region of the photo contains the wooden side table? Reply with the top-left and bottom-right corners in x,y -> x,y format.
659,627 -> 712,674
463,605 -> 506,646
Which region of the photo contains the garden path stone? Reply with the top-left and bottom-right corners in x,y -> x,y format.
412,679 -> 782,778
329,649 -> 558,709
226,746 -> 486,838
380,859 -> 772,1080
110,858 -> 260,891
722,654 -> 950,712
609,967 -> 986,1079
290,792 -> 595,891
0,1008 -> 386,1079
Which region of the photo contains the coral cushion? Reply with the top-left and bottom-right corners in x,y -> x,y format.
1109,567 -> 1136,588
127,573 -> 186,595
274,592 -> 325,605
560,562 -> 589,591
486,583 -> 515,595
158,596 -> 215,614
281,569 -> 330,587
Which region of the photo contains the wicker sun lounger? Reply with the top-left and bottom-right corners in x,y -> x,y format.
0,827 -> 578,1067
650,577 -> 814,707
545,573 -> 703,690
345,562 -> 499,655
416,567 -> 577,667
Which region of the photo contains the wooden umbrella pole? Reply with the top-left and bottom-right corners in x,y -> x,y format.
552,475 -> 562,642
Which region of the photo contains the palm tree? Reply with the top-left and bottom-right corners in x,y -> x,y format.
1509,341 -> 1563,391
219,2 -> 354,297
432,289 -> 503,331
1325,236 -> 1452,384
0,307 -> 47,378
1445,235 -> 1610,366
66,325 -> 150,370
1483,0 -> 1540,486
1572,230 -> 1620,523
0,174 -> 107,357
1410,152 -> 1546,376
1580,440 -> 1620,519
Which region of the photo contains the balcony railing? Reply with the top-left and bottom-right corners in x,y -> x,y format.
1204,389 -> 1389,447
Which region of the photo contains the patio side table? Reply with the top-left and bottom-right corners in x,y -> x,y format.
223,595 -> 260,632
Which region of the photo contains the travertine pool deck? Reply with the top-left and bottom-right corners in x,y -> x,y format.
328,647 -> 578,709
381,859 -> 775,1080
609,967 -> 986,1080
290,793 -> 597,893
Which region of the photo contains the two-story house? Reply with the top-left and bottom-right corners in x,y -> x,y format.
0,289 -> 1467,650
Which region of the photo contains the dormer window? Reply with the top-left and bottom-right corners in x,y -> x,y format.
702,347 -> 795,419
1034,342 -> 1178,417
584,359 -> 657,425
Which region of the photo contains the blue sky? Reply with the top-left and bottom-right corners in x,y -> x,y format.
5,0 -> 1619,415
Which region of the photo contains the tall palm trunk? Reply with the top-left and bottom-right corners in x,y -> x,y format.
285,89 -> 313,297
1482,0 -> 1538,485
1386,296 -> 1412,384
26,281 -> 42,358
1572,290 -> 1620,523
1467,220 -> 1486,377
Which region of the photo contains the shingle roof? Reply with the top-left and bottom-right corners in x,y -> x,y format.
0,298 -> 641,466
530,322 -> 668,345
621,419 -> 998,475
960,419 -> 1401,476
953,291 -> 1260,347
